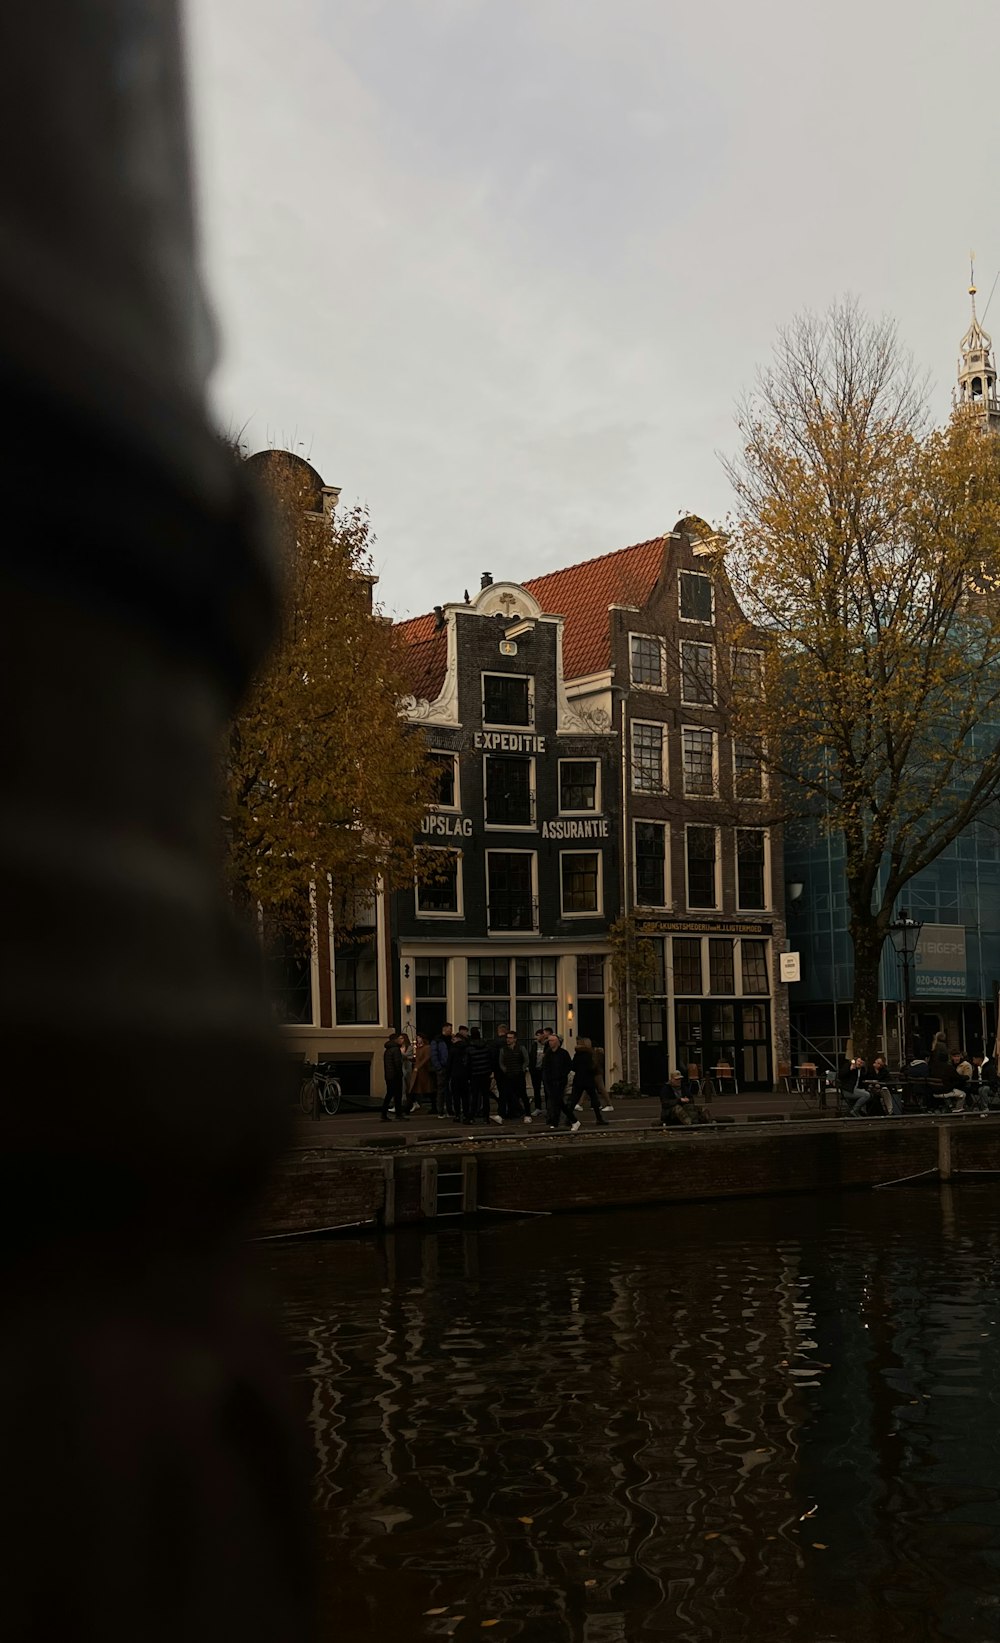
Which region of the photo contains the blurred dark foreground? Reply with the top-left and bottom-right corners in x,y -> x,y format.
0,6 -> 311,1638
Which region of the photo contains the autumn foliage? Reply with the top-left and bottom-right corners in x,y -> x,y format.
720,300 -> 1000,1055
224,450 -> 435,941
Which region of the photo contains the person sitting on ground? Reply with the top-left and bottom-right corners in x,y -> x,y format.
571,1038 -> 607,1127
659,1070 -> 710,1127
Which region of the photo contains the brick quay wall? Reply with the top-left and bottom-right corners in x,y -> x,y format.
257,1117 -> 1000,1239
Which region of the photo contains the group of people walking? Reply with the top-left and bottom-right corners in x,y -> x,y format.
381,1023 -> 613,1131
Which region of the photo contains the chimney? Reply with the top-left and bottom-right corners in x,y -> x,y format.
433,605 -> 445,631
481,571 -> 493,588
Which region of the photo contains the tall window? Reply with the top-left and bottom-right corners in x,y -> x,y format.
414,957 -> 448,1039
515,957 -> 558,1042
682,727 -> 717,795
679,570 -> 713,624
415,847 -> 461,915
486,852 -> 536,930
263,924 -> 313,1025
559,759 -> 599,812
680,641 -> 715,705
483,673 -> 531,726
561,851 -> 601,915
334,892 -> 379,1023
429,751 -> 457,807
736,829 -> 767,910
630,634 -> 663,687
686,826 -> 718,909
732,649 -> 763,697
635,820 -> 667,906
740,940 -> 769,994
468,957 -> 511,1033
632,721 -> 666,793
576,954 -> 606,996
708,938 -> 735,995
672,938 -> 703,994
485,755 -> 534,826
734,737 -> 764,800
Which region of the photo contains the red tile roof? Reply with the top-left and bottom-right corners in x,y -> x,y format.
523,537 -> 665,679
394,611 -> 448,701
395,536 -> 666,701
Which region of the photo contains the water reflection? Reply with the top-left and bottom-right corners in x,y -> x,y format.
270,1188 -> 1000,1641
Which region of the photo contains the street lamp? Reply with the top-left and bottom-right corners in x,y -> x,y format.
887,908 -> 923,1066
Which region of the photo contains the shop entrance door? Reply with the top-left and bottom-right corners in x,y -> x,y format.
675,1001 -> 773,1092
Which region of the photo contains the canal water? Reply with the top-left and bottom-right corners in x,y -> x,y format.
269,1185 -> 1000,1642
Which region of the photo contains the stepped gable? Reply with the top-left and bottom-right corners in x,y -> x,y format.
394,535 -> 666,702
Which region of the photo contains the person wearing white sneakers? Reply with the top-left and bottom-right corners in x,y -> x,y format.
593,1042 -> 614,1114
542,1031 -> 575,1129
570,1039 -> 608,1127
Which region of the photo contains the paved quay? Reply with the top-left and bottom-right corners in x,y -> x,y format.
289,1090 -> 827,1151
259,1095 -> 1000,1240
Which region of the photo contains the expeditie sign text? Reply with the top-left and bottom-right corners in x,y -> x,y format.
473,731 -> 546,753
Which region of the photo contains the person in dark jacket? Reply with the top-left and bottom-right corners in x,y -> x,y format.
838,1056 -> 870,1116
660,1071 -> 696,1126
429,1023 -> 453,1117
542,1032 -> 575,1129
448,1027 -> 472,1123
381,1031 -> 406,1122
498,1030 -> 530,1122
571,1038 -> 607,1126
468,1028 -> 497,1123
929,1032 -> 953,1089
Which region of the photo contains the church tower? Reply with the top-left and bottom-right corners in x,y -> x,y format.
956,261 -> 1000,430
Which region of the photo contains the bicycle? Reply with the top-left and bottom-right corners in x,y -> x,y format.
299,1061 -> 342,1117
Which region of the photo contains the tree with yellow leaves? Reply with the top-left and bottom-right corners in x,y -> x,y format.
225,449 -> 435,947
720,299 -> 1000,1057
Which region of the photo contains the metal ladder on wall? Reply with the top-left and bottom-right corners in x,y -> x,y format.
420,1157 -> 478,1220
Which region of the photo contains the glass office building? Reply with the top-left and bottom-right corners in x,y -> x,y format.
785,818 -> 1000,1068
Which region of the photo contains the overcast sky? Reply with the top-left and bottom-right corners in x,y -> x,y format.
185,0 -> 999,621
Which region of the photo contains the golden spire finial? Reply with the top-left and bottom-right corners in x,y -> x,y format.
970,249 -> 977,311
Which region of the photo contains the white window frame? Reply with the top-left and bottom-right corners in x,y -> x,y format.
736,936 -> 772,997
428,748 -> 460,812
559,848 -> 604,919
558,756 -> 601,816
732,734 -> 768,801
681,724 -> 719,797
628,632 -> 668,690
328,879 -> 385,1027
735,827 -> 771,912
485,847 -> 539,934
684,823 -> 721,912
633,818 -> 670,909
630,718 -> 669,794
731,646 -> 764,699
679,639 -> 716,707
483,751 -> 537,832
466,956 -> 513,1032
678,569 -> 715,626
414,846 -> 464,920
481,670 -> 535,729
